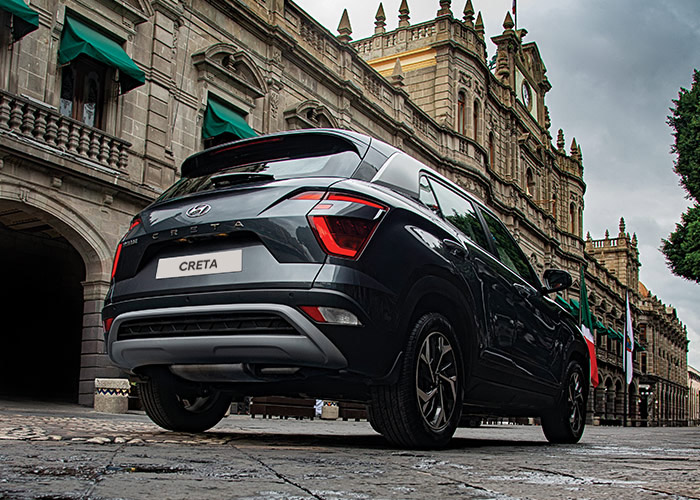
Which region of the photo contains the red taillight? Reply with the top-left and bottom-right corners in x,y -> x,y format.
103,317 -> 114,334
306,192 -> 387,260
111,217 -> 141,280
310,215 -> 378,258
110,243 -> 123,279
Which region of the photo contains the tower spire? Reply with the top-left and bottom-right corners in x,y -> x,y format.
375,3 -> 386,34
337,9 -> 352,43
463,0 -> 474,26
399,0 -> 410,27
475,11 -> 484,39
437,0 -> 452,17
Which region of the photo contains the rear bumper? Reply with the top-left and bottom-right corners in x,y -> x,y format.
107,303 -> 348,372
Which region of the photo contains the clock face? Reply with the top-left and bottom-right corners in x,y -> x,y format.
522,81 -> 532,110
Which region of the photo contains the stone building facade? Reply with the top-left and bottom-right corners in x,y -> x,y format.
0,0 -> 690,418
689,366 -> 700,426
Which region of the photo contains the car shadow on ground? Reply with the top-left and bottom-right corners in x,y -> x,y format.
183,428 -> 550,451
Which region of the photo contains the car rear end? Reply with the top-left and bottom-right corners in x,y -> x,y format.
102,130 -> 408,396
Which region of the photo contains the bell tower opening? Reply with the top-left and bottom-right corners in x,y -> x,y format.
0,202 -> 85,402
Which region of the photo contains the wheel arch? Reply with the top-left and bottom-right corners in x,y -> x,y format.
397,273 -> 480,383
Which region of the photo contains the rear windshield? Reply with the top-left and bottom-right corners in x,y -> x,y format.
158,150 -> 361,203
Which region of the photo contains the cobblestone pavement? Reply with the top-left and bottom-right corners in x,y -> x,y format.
0,399 -> 699,500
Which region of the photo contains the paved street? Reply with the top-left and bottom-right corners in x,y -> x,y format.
0,399 -> 698,500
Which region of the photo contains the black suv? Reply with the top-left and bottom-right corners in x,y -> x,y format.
103,129 -> 588,448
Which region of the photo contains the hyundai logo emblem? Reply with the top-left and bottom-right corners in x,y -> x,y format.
185,204 -> 211,218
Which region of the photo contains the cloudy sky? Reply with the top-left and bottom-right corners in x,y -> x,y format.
295,0 -> 700,369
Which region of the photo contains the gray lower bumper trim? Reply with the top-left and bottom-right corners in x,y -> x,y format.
107,303 -> 348,371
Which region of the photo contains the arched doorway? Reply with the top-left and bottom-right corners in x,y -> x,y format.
0,187 -> 116,405
0,201 -> 86,402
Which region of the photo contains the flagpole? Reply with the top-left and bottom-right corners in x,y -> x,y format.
623,289 -> 628,428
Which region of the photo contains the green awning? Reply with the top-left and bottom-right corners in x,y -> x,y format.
1,0 -> 39,41
569,299 -> 580,314
593,317 -> 605,330
202,98 -> 257,140
607,328 -> 623,341
58,17 -> 145,93
555,295 -> 574,315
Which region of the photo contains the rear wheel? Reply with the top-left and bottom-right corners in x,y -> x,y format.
541,360 -> 587,444
139,371 -> 232,433
370,313 -> 463,448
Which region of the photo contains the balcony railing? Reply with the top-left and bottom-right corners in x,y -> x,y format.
0,90 -> 130,172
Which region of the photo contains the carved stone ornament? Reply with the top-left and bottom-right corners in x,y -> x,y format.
458,71 -> 472,87
192,43 -> 267,99
284,100 -> 338,130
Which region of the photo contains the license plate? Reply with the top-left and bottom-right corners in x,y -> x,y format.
155,250 -> 242,279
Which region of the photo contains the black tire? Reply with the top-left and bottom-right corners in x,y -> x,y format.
139,372 -> 232,433
370,313 -> 463,448
366,403 -> 383,434
541,360 -> 587,444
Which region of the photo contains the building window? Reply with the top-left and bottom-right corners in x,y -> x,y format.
579,207 -> 584,237
457,91 -> 466,135
639,323 -> 647,343
570,203 -> 576,234
552,192 -> 557,220
641,353 -> 647,373
488,132 -> 495,168
473,99 -> 480,141
59,56 -> 108,129
526,168 -> 535,197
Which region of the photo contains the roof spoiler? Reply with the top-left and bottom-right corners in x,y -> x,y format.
181,129 -> 371,178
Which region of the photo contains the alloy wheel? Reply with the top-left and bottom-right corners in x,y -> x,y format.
415,331 -> 458,431
567,370 -> 585,435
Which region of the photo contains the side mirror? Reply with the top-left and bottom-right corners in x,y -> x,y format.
542,269 -> 573,295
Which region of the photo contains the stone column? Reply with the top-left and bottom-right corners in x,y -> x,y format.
78,280 -> 117,406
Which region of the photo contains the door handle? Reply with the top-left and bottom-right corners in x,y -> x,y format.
443,239 -> 468,259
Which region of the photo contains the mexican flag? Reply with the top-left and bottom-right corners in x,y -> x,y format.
580,266 -> 599,387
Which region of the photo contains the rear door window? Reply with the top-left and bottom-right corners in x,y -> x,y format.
426,177 -> 489,250
480,210 -> 540,287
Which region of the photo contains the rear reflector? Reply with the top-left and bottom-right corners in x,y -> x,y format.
300,306 -> 361,326
103,317 -> 114,334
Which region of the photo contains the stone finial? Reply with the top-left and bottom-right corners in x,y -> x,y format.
632,232 -> 638,245
586,231 -> 592,241
399,0 -> 410,27
544,106 -> 551,130
619,217 -> 626,236
390,58 -> 405,87
437,0 -> 452,17
570,137 -> 578,157
475,11 -> 484,38
337,9 -> 353,43
375,3 -> 386,34
463,0 -> 474,25
503,11 -> 515,31
605,229 -> 610,239
577,144 -> 583,162
557,129 -> 565,150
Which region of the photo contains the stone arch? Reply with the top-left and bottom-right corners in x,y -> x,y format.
0,182 -> 116,405
0,181 -> 113,278
192,43 -> 267,99
628,382 -> 638,423
284,100 -> 339,130
604,376 -> 615,420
